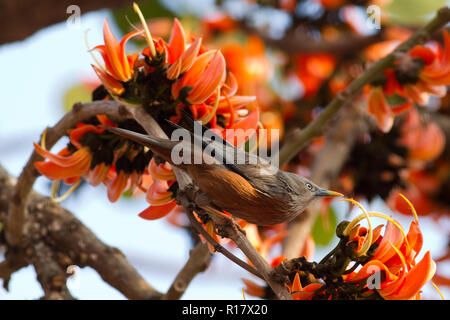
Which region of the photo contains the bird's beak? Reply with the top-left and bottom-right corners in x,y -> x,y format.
315,189 -> 343,197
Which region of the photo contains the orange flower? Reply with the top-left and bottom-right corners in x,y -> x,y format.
294,53 -> 335,99
222,36 -> 272,91
415,31 -> 450,87
347,224 -> 384,255
91,19 -> 141,95
166,37 -> 202,80
377,249 -> 435,300
33,123 -> 106,183
343,197 -> 436,300
399,109 -> 445,162
148,158 -> 175,180
139,201 -> 177,220
365,31 -> 450,132
167,18 -> 186,64
290,273 -> 324,300
171,50 -> 226,104
34,144 -> 92,182
133,175 -> 177,220
367,86 -> 395,133
145,179 -> 174,206
106,170 -> 129,203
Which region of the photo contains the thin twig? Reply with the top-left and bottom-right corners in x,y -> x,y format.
183,207 -> 264,281
278,7 -> 450,167
214,216 -> 292,300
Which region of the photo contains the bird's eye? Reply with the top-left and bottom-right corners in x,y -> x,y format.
306,183 -> 313,190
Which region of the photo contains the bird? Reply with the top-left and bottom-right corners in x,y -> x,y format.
106,119 -> 343,225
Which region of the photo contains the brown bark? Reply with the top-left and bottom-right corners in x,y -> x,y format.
0,0 -> 136,45
0,164 -> 162,300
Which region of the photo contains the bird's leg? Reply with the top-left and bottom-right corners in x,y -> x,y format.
175,183 -> 197,210
198,205 -> 246,237
177,184 -> 246,236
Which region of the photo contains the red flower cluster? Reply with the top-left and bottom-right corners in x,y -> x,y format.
34,7 -> 259,220
367,31 -> 450,132
341,198 -> 436,300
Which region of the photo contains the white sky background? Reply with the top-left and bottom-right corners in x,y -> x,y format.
0,4 -> 448,300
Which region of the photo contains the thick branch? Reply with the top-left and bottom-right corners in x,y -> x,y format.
0,166 -> 161,299
6,101 -> 131,247
162,242 -> 211,300
278,7 -> 450,167
1,162 -> 161,300
31,241 -> 74,300
0,0 -> 135,45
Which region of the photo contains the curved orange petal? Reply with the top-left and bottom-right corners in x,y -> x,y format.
92,64 -> 124,95
409,46 -> 436,65
373,221 -> 405,264
33,143 -> 88,168
171,50 -> 216,100
221,72 -> 238,97
408,122 -> 445,161
405,221 -> 423,260
217,96 -> 256,113
86,163 -> 110,187
138,200 -> 177,220
146,179 -> 173,205
403,84 -> 429,105
67,124 -> 103,149
187,51 -> 226,104
223,108 -> 259,146
96,114 -> 117,127
293,283 -> 323,300
368,87 -> 394,133
103,19 -> 127,81
242,279 -> 266,298
107,170 -> 129,202
390,100 -> 414,115
167,37 -> 202,80
168,18 -> 186,64
347,260 -> 398,283
34,152 -> 92,180
290,273 -> 303,300
118,29 -> 143,79
148,158 -> 175,180
385,251 -> 435,300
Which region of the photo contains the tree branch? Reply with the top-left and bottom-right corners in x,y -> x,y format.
278,7 -> 450,167
162,242 -> 211,300
0,164 -> 163,300
6,101 -> 132,247
210,215 -> 292,300
282,102 -> 371,258
128,107 -> 289,299
0,0 -> 135,45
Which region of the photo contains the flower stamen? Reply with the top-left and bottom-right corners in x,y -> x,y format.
133,2 -> 156,58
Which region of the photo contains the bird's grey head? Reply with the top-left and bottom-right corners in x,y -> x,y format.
286,173 -> 343,206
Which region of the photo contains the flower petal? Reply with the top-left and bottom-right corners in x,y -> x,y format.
138,200 -> 177,220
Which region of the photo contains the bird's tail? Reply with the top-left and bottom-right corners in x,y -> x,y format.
106,126 -> 176,164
